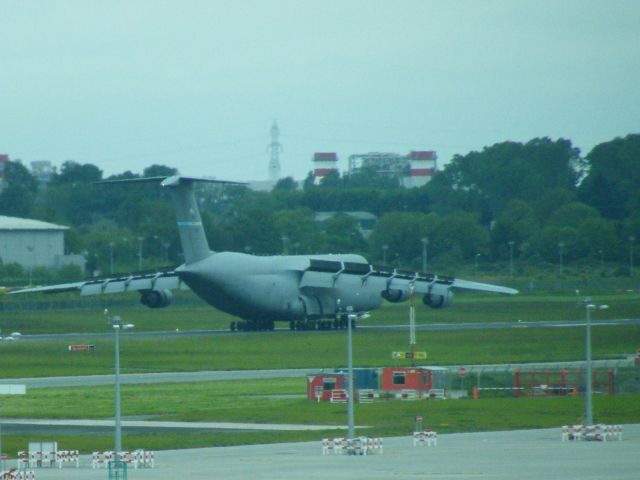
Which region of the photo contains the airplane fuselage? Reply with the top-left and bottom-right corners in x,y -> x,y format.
176,251 -> 382,322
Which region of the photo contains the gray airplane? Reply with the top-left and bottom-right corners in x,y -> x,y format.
12,176 -> 517,331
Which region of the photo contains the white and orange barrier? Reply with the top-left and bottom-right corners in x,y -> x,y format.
364,437 -> 383,454
91,451 -> 115,469
322,437 -> 383,455
330,390 -> 348,403
1,469 -> 36,480
413,430 -> 437,447
321,439 -> 335,455
15,452 -> 28,470
55,450 -> 79,469
561,424 -> 622,442
136,450 -> 155,468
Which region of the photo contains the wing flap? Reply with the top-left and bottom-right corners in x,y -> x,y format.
299,260 -> 518,296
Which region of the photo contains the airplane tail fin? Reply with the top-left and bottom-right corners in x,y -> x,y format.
99,175 -> 245,265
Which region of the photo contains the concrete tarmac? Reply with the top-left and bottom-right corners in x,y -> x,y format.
7,424 -> 639,480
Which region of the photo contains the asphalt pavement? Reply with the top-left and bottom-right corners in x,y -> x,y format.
3,425 -> 638,480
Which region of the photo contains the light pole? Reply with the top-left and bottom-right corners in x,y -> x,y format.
281,235 -> 289,255
584,299 -> 608,426
629,236 -> 635,277
421,237 -> 429,273
346,307 -> 355,446
382,245 -> 388,265
558,242 -> 565,275
107,311 -> 134,452
163,242 -> 170,264
598,250 -> 604,271
108,242 -> 114,274
474,253 -> 481,275
137,237 -> 143,271
508,241 -> 515,277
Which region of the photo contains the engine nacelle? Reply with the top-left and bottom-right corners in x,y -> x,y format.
381,289 -> 409,303
140,289 -> 173,309
422,290 -> 454,309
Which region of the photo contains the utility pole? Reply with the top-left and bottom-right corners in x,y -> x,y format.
421,237 -> 429,273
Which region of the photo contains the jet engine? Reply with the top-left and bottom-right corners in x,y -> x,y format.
140,289 -> 173,309
422,290 -> 453,309
381,288 -> 409,303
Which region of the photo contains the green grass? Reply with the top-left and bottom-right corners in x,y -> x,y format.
1,378 -> 639,455
1,324 -> 639,378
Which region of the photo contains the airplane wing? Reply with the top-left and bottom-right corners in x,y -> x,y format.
300,259 -> 518,296
10,270 -> 188,296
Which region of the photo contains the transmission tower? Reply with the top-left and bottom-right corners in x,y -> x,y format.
268,120 -> 283,181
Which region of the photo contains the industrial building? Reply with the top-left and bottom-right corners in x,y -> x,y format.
311,150 -> 437,188
0,215 -> 82,270
347,150 -> 437,188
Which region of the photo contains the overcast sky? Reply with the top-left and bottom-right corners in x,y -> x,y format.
1,0 -> 638,182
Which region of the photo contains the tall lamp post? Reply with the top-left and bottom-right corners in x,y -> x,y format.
584,299 -> 608,426
508,241 -> 515,277
106,311 -> 134,452
108,242 -> 115,274
558,242 -> 565,275
629,236 -> 635,277
137,237 -> 144,271
382,245 -> 388,265
421,237 -> 429,273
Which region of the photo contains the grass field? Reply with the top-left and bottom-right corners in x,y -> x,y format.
1,324 -> 639,377
1,379 -> 639,455
1,290 -> 639,455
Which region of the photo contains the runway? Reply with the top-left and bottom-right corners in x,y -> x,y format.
10,317 -> 640,343
3,425 -> 639,480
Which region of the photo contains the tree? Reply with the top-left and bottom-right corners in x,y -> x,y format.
142,164 -> 179,178
0,161 -> 38,217
273,176 -> 298,191
51,161 -> 102,185
578,134 -> 640,220
437,137 -> 581,221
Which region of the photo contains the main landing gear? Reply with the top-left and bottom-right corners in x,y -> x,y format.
288,316 -> 356,331
229,319 -> 275,332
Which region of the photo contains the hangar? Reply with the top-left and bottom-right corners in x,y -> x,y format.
0,215 -> 78,270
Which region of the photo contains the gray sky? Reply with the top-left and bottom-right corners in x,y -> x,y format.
1,0 -> 638,182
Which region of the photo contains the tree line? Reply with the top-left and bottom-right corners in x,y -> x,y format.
0,134 -> 638,279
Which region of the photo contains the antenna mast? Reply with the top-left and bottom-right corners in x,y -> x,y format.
268,120 -> 283,181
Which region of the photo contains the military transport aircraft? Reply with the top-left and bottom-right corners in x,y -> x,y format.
11,176 -> 517,331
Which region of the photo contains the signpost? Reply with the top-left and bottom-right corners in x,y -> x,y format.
393,351 -> 427,360
0,384 -> 27,471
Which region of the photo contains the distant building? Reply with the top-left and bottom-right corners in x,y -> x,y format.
346,150 -> 437,188
312,152 -> 339,185
0,215 -> 84,270
406,150 -> 437,188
